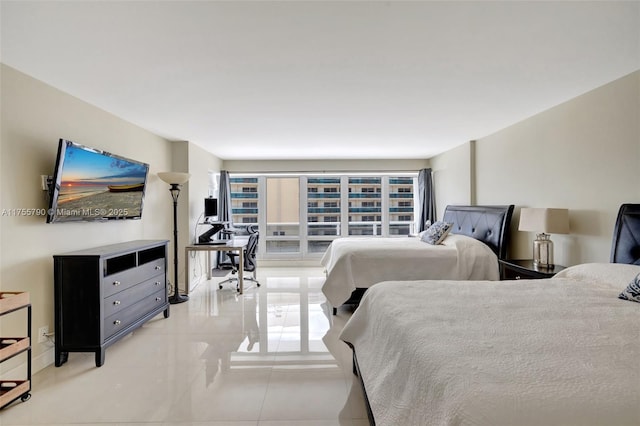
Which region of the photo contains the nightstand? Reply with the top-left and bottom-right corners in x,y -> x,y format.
499,259 -> 566,280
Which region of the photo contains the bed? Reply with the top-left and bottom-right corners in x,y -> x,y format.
321,205 -> 514,312
339,203 -> 640,426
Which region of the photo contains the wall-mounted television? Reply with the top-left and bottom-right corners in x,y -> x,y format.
46,139 -> 149,223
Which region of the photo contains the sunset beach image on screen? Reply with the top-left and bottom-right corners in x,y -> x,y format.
47,140 -> 149,222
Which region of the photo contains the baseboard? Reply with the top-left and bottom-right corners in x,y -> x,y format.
32,346 -> 55,374
0,346 -> 54,380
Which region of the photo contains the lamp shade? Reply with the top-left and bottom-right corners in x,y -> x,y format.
158,172 -> 190,185
519,208 -> 570,234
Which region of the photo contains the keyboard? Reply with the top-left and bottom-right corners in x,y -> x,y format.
195,240 -> 228,245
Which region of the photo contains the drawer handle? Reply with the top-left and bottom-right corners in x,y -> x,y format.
155,266 -> 161,270
113,281 -> 121,286
113,320 -> 121,326
113,300 -> 121,305
156,297 -> 162,302
155,281 -> 161,286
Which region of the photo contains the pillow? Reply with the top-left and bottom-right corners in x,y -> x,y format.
554,263 -> 640,289
619,273 -> 640,303
420,221 -> 452,245
413,221 -> 433,238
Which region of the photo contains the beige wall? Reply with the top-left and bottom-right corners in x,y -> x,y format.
432,70 -> 640,266
185,142 -> 223,290
430,141 -> 474,218
0,65 -> 220,374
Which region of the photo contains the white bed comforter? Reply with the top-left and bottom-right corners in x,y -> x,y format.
339,263 -> 640,426
321,234 -> 499,307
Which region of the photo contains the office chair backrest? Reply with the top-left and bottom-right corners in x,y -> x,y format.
244,225 -> 259,272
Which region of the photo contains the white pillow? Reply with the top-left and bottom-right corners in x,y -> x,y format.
415,221 -> 433,238
553,262 -> 640,289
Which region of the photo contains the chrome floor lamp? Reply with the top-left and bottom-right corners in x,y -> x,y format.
158,172 -> 191,304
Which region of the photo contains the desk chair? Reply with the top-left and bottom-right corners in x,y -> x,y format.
219,225 -> 260,291
216,223 -> 248,268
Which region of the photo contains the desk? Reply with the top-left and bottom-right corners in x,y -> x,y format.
185,237 -> 248,294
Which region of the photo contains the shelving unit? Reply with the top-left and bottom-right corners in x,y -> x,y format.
0,291 -> 32,409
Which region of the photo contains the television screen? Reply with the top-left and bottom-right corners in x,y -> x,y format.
46,139 -> 149,223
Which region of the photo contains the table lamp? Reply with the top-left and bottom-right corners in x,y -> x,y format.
518,208 -> 569,268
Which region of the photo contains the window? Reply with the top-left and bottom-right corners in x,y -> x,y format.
230,173 -> 417,260
266,177 -> 299,254
230,177 -> 258,224
348,177 -> 381,235
307,177 -> 340,242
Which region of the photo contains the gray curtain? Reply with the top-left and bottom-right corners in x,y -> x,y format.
217,170 -> 233,266
218,170 -> 232,224
418,168 -> 435,232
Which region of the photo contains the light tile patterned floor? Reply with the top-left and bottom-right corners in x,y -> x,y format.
1,267 -> 369,426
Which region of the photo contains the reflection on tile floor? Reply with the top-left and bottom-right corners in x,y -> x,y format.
1,267 -> 369,426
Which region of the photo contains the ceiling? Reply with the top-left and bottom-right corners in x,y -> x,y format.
1,1 -> 639,160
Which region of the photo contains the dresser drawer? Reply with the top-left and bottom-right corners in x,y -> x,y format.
102,259 -> 165,298
103,277 -> 165,318
137,259 -> 165,280
103,289 -> 166,339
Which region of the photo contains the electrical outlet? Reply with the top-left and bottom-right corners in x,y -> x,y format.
38,325 -> 49,343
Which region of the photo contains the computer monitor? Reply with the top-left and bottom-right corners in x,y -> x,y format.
204,197 -> 218,218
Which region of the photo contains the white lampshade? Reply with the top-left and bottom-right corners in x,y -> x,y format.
519,208 -> 570,234
158,172 -> 190,185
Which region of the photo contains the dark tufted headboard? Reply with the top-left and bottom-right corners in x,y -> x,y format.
610,204 -> 640,265
442,205 -> 515,260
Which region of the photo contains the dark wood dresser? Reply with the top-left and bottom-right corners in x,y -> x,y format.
54,240 -> 169,367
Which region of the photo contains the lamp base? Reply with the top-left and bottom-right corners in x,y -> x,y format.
533,233 -> 554,268
169,293 -> 189,304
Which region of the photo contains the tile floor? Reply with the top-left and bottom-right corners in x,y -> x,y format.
1,267 -> 369,426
